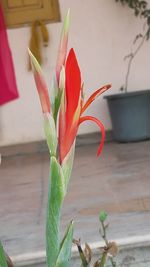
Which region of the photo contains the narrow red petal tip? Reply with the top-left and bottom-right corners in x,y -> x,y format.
81,84 -> 111,114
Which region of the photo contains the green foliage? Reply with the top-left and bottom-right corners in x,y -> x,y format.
75,213 -> 118,267
46,157 -> 74,267
0,242 -> 8,267
115,0 -> 150,40
46,157 -> 65,267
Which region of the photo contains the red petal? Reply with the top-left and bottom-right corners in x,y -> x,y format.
65,48 -> 81,130
34,72 -> 50,113
59,125 -> 78,164
79,116 -> 105,156
81,84 -> 111,114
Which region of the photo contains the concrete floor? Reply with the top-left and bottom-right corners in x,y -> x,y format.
0,141 -> 150,263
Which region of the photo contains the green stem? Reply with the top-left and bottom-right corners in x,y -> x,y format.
46,157 -> 65,267
101,221 -> 109,246
109,258 -> 116,267
73,240 -> 88,267
101,222 -> 116,267
99,252 -> 107,267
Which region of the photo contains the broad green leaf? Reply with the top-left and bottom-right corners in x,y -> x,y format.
44,113 -> 57,156
0,242 -> 8,267
46,157 -> 65,267
61,141 -> 75,193
55,221 -> 74,267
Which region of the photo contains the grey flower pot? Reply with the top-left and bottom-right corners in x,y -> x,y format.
104,90 -> 150,142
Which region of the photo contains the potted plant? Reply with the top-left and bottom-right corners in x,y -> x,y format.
104,0 -> 150,142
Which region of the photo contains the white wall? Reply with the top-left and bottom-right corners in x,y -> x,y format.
1,0 -> 150,146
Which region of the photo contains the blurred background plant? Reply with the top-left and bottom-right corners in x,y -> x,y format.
115,0 -> 150,91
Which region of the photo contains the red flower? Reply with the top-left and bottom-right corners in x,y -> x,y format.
59,48 -> 111,163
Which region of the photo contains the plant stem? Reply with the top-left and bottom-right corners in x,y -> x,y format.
101,222 -> 116,267
124,32 -> 146,92
101,221 -> 109,246
46,157 -> 64,267
73,239 -> 88,267
99,252 -> 107,267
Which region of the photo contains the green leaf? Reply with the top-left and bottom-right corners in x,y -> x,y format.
61,142 -> 75,193
46,157 -> 65,267
55,221 -> 74,267
0,242 -> 8,267
44,113 -> 57,156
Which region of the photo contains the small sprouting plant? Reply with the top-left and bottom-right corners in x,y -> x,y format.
74,211 -> 118,267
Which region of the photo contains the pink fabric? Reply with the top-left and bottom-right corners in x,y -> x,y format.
0,2 -> 19,105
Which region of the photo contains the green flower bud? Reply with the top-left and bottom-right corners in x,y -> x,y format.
99,211 -> 107,222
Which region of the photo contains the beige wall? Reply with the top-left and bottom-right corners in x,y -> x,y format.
1,0 -> 150,146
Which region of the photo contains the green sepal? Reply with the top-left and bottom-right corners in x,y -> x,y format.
49,76 -> 59,114
55,221 -> 74,267
53,90 -> 63,124
53,66 -> 65,123
44,113 -> 57,156
61,141 -> 75,193
46,156 -> 65,267
0,242 -> 8,267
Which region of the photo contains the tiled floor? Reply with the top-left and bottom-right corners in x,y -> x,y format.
0,141 -> 150,259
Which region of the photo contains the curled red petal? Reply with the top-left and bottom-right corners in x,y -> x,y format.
79,116 -> 105,156
81,84 -> 111,114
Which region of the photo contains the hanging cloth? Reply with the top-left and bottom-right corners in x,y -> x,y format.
0,3 -> 19,105
28,20 -> 49,70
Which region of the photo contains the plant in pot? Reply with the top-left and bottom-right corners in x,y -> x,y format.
104,0 -> 150,142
